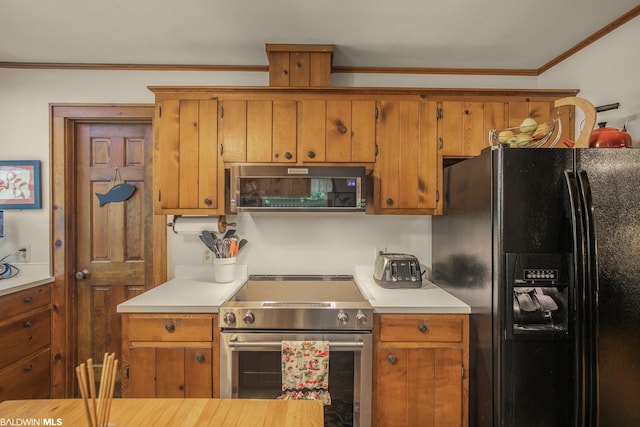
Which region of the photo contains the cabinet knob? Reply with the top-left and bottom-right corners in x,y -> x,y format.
387,354 -> 397,365
23,320 -> 33,328
307,151 -> 316,159
24,365 -> 33,372
386,198 -> 394,206
195,353 -> 205,363
418,323 -> 428,333
203,198 -> 212,206
23,296 -> 33,304
165,322 -> 176,333
284,152 -> 293,160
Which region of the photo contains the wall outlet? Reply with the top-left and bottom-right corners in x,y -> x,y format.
203,249 -> 214,264
14,244 -> 30,263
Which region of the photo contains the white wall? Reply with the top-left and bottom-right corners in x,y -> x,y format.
0,15 -> 636,277
539,15 -> 640,146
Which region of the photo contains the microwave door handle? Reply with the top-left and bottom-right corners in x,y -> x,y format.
227,340 -> 365,351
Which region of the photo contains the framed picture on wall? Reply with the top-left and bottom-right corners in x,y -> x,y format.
0,160 -> 42,209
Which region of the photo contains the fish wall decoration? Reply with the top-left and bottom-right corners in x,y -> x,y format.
95,167 -> 136,207
96,183 -> 136,207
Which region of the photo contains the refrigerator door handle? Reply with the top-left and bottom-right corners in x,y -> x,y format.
577,170 -> 599,427
564,170 -> 588,427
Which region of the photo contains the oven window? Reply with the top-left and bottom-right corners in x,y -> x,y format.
238,350 -> 355,426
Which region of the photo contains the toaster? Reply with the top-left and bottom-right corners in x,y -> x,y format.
373,253 -> 423,288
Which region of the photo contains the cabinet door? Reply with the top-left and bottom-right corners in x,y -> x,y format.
376,100 -> 438,213
271,101 -> 297,162
127,346 -> 156,397
440,101 -> 464,157
376,347 -> 464,427
220,100 -> 248,162
350,100 -> 376,163
441,101 -> 506,158
223,100 -> 298,163
155,99 -> 219,213
127,345 -> 212,398
299,100 -> 326,162
507,100 -> 574,148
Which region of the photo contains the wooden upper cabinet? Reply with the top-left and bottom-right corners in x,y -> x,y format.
440,97 -> 576,158
299,99 -> 377,163
266,44 -> 334,87
440,101 -> 505,158
154,99 -> 221,214
220,99 -> 297,163
375,100 -> 439,214
507,99 -> 574,147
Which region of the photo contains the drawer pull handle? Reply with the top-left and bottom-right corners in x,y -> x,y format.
24,365 -> 33,372
195,353 -> 205,363
165,323 -> 176,333
23,320 -> 33,328
24,296 -> 33,303
418,323 -> 428,333
387,354 -> 397,365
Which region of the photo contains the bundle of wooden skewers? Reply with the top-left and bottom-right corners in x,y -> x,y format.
75,353 -> 118,427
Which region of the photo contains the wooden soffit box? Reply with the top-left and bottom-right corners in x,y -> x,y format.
266,44 -> 334,87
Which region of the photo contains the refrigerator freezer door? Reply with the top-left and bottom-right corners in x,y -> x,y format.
577,149 -> 640,426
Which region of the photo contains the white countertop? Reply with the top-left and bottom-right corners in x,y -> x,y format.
116,264 -> 248,313
116,264 -> 469,315
0,264 -> 54,297
354,265 -> 470,314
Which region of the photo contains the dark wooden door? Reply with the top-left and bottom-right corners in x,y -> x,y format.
75,122 -> 153,394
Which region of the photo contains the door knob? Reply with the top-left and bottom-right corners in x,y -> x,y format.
75,269 -> 90,280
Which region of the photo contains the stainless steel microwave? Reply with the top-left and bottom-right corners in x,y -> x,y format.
228,165 -> 367,213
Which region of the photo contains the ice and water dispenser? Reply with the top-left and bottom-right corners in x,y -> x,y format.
506,253 -> 570,339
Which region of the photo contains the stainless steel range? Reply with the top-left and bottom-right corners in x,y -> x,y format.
219,275 -> 373,427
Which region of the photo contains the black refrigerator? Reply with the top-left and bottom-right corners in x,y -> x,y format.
432,145 -> 640,427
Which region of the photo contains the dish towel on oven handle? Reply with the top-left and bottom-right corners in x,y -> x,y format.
278,340 -> 331,405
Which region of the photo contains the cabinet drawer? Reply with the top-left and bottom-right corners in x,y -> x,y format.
0,308 -> 51,369
0,348 -> 51,401
0,284 -> 51,321
128,315 -> 213,342
378,315 -> 464,343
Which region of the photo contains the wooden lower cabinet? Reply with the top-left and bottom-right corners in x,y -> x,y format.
0,284 -> 52,402
373,313 -> 469,427
121,313 -> 219,398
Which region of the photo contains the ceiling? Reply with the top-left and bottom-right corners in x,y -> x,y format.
1,0 -> 639,73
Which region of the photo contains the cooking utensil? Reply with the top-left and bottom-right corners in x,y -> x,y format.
223,228 -> 236,239
589,122 -> 632,148
215,239 -> 225,258
229,238 -> 239,257
199,231 -> 217,252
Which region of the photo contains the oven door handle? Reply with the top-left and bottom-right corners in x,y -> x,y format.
227,340 -> 365,351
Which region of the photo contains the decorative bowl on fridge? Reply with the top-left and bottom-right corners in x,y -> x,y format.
489,118 -> 561,148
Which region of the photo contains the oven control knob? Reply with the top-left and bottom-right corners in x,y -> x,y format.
356,312 -> 369,326
337,311 -> 349,326
242,311 -> 255,325
223,312 -> 236,326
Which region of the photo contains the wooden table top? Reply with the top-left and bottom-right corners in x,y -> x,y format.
0,398 -> 324,426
